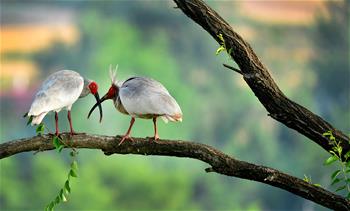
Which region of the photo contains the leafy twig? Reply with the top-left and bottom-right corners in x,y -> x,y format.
46,147 -> 78,211
215,34 -> 232,56
323,131 -> 350,198
29,121 -> 79,210
303,174 -> 322,187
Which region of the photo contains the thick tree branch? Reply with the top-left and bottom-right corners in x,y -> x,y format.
0,133 -> 349,210
173,0 -> 350,158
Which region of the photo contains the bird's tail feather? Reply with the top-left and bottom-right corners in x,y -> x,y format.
161,114 -> 182,123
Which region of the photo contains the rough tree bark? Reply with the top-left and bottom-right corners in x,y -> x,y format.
173,0 -> 350,158
0,133 -> 349,210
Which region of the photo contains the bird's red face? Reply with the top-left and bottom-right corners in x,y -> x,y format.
88,84 -> 118,122
88,81 -> 99,95
87,81 -> 102,122
106,85 -> 118,99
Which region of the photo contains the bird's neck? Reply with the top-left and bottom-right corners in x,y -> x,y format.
115,95 -> 128,115
79,85 -> 90,98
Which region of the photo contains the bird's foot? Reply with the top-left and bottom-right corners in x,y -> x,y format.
146,135 -> 159,142
69,130 -> 78,137
152,134 -> 159,142
118,135 -> 134,146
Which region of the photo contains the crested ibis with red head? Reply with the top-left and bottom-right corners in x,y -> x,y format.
88,66 -> 182,145
25,70 -> 102,135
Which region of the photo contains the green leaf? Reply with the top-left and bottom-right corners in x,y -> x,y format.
59,189 -> 67,202
331,170 -> 341,180
64,181 -> 71,194
71,160 -> 78,171
330,150 -> 337,156
58,145 -> 64,152
52,136 -> 62,151
217,33 -> 224,42
46,202 -> 54,211
55,196 -> 60,204
35,123 -> 45,135
334,146 -> 342,156
69,169 -> 78,178
216,46 -> 225,55
59,190 -> 63,200
61,194 -> 67,202
331,178 -> 341,186
324,155 -> 338,165
345,150 -> 350,159
26,116 -> 33,126
303,175 -> 311,183
313,183 -> 322,187
335,185 -> 346,192
347,192 -> 350,199
323,131 -> 332,136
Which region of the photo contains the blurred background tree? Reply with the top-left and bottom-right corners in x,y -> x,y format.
311,1 -> 349,132
0,1 -> 348,210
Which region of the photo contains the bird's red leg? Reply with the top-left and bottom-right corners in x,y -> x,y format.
119,117 -> 135,145
55,112 -> 59,136
67,110 -> 76,135
152,117 -> 159,141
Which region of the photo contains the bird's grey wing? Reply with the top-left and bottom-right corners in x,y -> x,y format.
122,77 -> 169,96
28,70 -> 84,115
119,77 -> 181,117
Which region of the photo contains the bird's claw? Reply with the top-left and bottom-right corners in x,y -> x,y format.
153,135 -> 159,141
145,135 -> 159,142
118,135 -> 134,146
69,131 -> 78,137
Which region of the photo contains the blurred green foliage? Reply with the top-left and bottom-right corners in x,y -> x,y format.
0,1 -> 348,211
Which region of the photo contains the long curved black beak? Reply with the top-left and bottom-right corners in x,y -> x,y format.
87,92 -> 103,123
88,93 -> 107,123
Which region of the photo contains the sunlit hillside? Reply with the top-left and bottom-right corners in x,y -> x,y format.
240,0 -> 326,25
1,24 -> 78,53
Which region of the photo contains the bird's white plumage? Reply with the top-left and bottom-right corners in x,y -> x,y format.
28,70 -> 84,125
118,77 -> 182,122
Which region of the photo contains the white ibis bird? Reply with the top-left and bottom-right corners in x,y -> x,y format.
88,66 -> 182,145
25,70 -> 102,136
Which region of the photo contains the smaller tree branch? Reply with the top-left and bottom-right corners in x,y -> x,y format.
0,133 -> 349,210
223,64 -> 242,75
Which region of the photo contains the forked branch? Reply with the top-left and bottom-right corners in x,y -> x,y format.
173,0 -> 350,158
